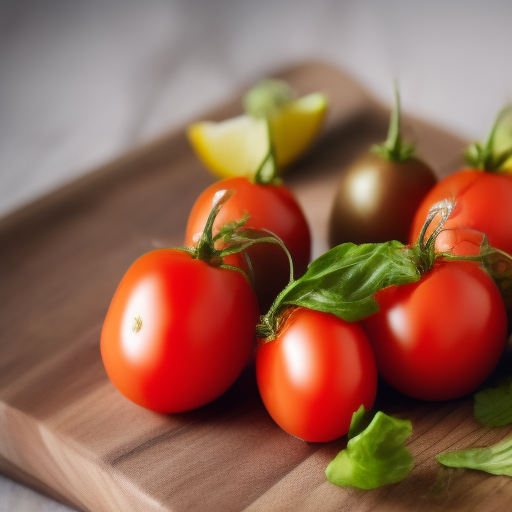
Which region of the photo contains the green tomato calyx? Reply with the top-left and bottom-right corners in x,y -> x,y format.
191,189 -> 293,283
464,105 -> 512,172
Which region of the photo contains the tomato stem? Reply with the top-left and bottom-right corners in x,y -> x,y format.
371,84 -> 416,163
254,118 -> 280,185
464,105 -> 512,172
415,200 -> 455,273
417,200 -> 455,251
194,189 -> 236,262
386,83 -> 402,157
190,188 -> 295,294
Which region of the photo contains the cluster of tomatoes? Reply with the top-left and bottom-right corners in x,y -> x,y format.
100,104 -> 512,445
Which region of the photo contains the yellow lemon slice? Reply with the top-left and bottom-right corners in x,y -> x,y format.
187,92 -> 327,180
188,115 -> 269,180
270,92 -> 327,169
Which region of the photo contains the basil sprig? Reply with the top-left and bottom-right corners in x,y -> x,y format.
474,377 -> 512,428
437,377 -> 512,476
257,241 -> 422,338
437,437 -> 512,477
326,407 -> 414,489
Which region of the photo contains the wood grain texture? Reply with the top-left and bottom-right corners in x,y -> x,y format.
1,61 -> 510,512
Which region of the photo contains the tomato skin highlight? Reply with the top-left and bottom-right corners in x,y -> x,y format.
410,170 -> 512,255
329,152 -> 437,247
256,308 -> 378,442
100,249 -> 259,413
362,260 -> 508,402
185,177 -> 311,312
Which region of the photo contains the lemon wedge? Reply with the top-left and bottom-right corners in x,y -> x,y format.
188,115 -> 270,180
270,92 -> 328,169
187,91 -> 327,180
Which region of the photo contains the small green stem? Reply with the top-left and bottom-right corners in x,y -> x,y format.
464,105 -> 512,171
371,84 -> 415,162
257,277 -> 300,340
415,199 -> 455,274
484,107 -> 509,155
194,189 -> 235,262
494,147 -> 512,171
254,118 -> 279,185
221,231 -> 294,283
417,200 -> 455,251
385,83 -> 402,158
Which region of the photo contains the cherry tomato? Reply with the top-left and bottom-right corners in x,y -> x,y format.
362,260 -> 508,401
256,307 -> 377,442
185,177 -> 311,311
328,88 -> 436,247
101,249 -> 259,413
329,153 -> 436,246
410,170 -> 512,255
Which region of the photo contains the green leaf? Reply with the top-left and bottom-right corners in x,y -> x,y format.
347,405 -> 372,440
272,241 -> 422,323
474,377 -> 512,428
326,410 -> 414,489
436,436 -> 512,476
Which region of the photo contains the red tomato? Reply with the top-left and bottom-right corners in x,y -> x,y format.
434,228 -> 485,257
362,260 -> 507,401
101,249 -> 259,413
185,177 -> 311,312
256,307 -> 377,442
410,170 -> 512,255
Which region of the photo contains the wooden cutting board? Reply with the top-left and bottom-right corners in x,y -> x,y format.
1,61 -> 511,512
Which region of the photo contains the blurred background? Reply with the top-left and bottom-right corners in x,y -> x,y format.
0,0 -> 511,509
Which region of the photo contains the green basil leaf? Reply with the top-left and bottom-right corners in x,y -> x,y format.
274,241 -> 421,323
436,436 -> 512,476
474,377 -> 512,427
347,405 -> 372,440
326,410 -> 414,489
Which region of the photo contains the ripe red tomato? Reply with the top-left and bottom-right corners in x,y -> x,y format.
101,249 -> 259,413
256,307 -> 377,442
410,170 -> 512,255
362,260 -> 508,401
185,177 -> 311,312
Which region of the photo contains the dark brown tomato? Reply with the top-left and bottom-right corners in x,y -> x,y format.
328,153 -> 436,247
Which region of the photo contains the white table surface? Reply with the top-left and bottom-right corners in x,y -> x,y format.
1,0 -> 511,510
